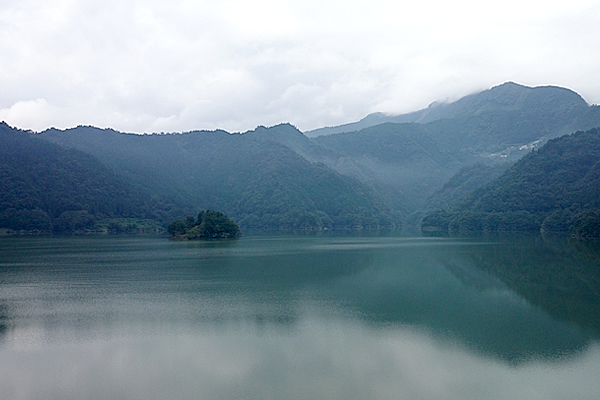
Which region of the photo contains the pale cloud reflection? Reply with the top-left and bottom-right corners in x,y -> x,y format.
0,319 -> 599,400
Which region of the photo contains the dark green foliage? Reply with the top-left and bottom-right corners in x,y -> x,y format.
37,124 -> 397,231
0,123 -> 158,233
422,128 -> 600,235
167,219 -> 187,236
95,218 -> 163,234
442,210 -> 542,233
420,210 -> 452,233
570,210 -> 600,239
55,210 -> 96,233
0,208 -> 53,232
540,209 -> 577,232
170,210 -> 241,239
6,83 -> 600,233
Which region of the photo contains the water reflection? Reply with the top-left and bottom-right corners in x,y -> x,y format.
0,234 -> 599,399
571,237 -> 600,260
0,304 -> 7,338
313,236 -> 596,363
1,321 -> 599,400
449,234 -> 600,335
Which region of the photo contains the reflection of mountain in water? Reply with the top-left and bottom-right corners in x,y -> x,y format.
316,236 -> 598,364
1,235 -> 598,365
167,236 -> 600,364
0,305 -> 7,338
0,236 -> 377,337
442,259 -> 508,291
454,234 -> 600,335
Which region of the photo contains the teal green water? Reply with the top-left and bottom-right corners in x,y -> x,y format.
0,234 -> 599,399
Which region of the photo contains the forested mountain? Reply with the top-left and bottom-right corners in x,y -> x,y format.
311,83 -> 600,215
421,128 -> 600,235
34,124 -> 397,231
3,82 -> 600,234
307,82 -> 600,137
306,110 -> 426,137
0,122 -> 166,233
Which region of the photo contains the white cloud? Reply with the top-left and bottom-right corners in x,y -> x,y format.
0,99 -> 57,129
1,0 -> 600,133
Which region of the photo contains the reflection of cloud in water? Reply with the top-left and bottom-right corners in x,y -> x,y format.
2,234 -> 600,397
0,319 -> 599,400
1,235 -> 596,365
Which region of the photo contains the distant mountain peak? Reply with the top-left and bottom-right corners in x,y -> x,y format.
492,81 -> 526,89
305,82 -> 589,137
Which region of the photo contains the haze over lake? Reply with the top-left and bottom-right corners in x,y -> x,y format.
0,234 -> 599,400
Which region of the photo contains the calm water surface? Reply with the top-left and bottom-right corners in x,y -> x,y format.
0,234 -> 599,400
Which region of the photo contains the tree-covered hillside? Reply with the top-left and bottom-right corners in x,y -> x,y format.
312,83 -> 600,215
168,210 -> 241,239
36,124 -> 398,231
5,82 -> 600,234
421,128 -> 600,235
0,122 -> 169,233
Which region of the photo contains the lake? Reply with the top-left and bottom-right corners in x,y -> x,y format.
0,233 -> 599,400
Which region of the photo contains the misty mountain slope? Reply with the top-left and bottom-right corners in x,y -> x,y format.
423,163 -> 512,212
421,127 -> 600,234
313,122 -> 477,211
246,123 -> 330,160
244,124 -> 415,214
417,82 -> 587,123
39,126 -> 213,205
568,104 -> 600,132
309,83 -> 600,215
0,123 -> 156,232
305,110 -> 426,137
11,81 -> 600,232
306,82 -> 594,137
245,123 -> 383,184
36,125 -> 398,230
423,83 -> 593,155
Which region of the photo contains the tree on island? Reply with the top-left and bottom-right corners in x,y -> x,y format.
168,210 -> 241,239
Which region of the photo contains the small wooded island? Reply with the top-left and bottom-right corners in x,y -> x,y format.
168,210 -> 241,239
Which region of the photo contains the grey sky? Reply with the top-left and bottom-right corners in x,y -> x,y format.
1,0 -> 599,133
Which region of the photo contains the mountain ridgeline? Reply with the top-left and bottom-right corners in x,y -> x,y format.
309,82 -> 600,214
0,122 -> 159,233
3,123 -> 397,233
2,82 -> 600,234
307,82 -> 597,137
421,128 -> 600,235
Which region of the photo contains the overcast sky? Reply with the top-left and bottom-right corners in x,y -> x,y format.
1,0 -> 599,134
